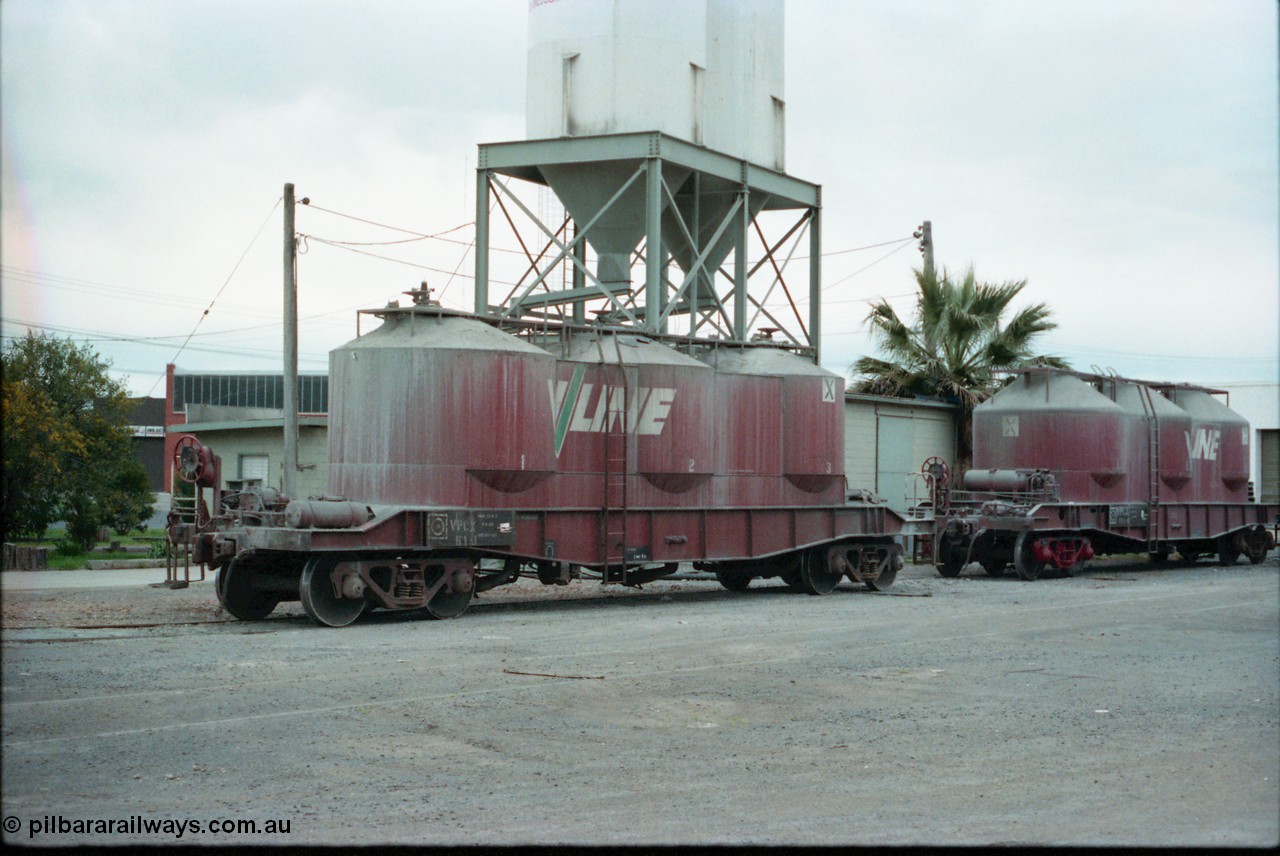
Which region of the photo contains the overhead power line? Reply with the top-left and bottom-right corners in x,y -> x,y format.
146,196 -> 283,395
303,199 -> 916,262
301,201 -> 473,239
1,318 -> 330,362
793,236 -> 918,260
821,238 -> 916,291
299,236 -> 517,295
0,265 -> 276,317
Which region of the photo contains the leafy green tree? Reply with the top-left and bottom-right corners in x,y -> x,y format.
1,378 -> 69,538
850,265 -> 1068,467
2,333 -> 153,546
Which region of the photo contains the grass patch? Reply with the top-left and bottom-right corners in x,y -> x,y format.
21,528 -> 168,547
8,529 -> 170,571
46,550 -> 168,571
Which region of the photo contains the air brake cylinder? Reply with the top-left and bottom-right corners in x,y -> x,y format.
962,469 -> 1057,494
285,499 -> 373,530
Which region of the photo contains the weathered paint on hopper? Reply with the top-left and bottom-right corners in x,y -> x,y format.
973,371 -> 1254,506
324,307 -> 864,563
327,310 -> 556,507
972,371 -> 1128,500
701,346 -> 845,505
556,331 -> 714,500
1167,388 -> 1251,502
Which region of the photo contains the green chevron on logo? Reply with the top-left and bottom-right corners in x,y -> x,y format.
552,364 -> 587,457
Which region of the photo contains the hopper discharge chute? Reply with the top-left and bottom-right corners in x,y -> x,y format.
661,179 -> 770,317
539,159 -> 691,294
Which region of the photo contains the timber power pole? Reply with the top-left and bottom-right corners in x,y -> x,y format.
283,183 -> 299,499
915,220 -> 934,277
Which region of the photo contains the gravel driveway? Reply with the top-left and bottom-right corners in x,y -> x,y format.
2,556 -> 1277,846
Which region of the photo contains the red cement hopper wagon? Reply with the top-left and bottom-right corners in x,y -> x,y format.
927,368 -> 1276,579
180,305 -> 907,626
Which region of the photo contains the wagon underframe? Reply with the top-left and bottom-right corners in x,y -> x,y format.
199,501 -> 908,626
933,499 -> 1276,580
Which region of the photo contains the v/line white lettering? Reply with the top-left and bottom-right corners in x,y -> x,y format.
549,380 -> 676,437
1185,428 -> 1220,462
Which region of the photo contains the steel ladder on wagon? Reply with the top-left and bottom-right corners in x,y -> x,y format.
163,490 -> 205,588
599,335 -> 630,584
1138,385 -> 1162,553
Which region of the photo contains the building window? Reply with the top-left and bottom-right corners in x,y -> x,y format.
174,373 -> 327,414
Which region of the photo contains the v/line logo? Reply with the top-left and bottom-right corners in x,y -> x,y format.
549,365 -> 677,456
1185,428 -> 1220,462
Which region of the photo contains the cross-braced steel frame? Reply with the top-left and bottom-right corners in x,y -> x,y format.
473,132 -> 825,361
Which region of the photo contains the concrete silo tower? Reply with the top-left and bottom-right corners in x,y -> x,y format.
474,0 -> 822,357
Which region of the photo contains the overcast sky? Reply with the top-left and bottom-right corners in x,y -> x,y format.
2,0 -> 1276,428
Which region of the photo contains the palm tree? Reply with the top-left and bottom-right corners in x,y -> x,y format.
850,265 -> 1068,467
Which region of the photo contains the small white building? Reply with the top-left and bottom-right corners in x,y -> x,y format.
843,392 -> 958,513
1219,382 -> 1280,503
180,405 -> 329,499
1260,430 -> 1278,503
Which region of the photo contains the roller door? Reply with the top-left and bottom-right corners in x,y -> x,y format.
1261,429 -> 1279,503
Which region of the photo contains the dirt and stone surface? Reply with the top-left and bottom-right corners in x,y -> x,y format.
2,556 -> 1277,847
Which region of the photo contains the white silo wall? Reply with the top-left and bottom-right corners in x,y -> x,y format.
526,0 -> 784,170
705,0 -> 785,171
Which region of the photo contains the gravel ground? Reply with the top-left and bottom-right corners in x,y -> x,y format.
2,555 -> 1277,847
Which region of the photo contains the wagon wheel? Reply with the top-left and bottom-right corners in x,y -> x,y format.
775,555 -> 806,592
1216,536 -> 1241,567
214,564 -> 229,606
714,568 -> 753,592
937,552 -> 965,578
220,558 -> 280,621
935,535 -> 965,578
1148,546 -> 1170,564
423,563 -> 475,620
1013,532 -> 1044,581
981,559 -> 1007,577
300,554 -> 365,628
798,549 -> 842,595
863,550 -> 899,592
1246,528 -> 1271,565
